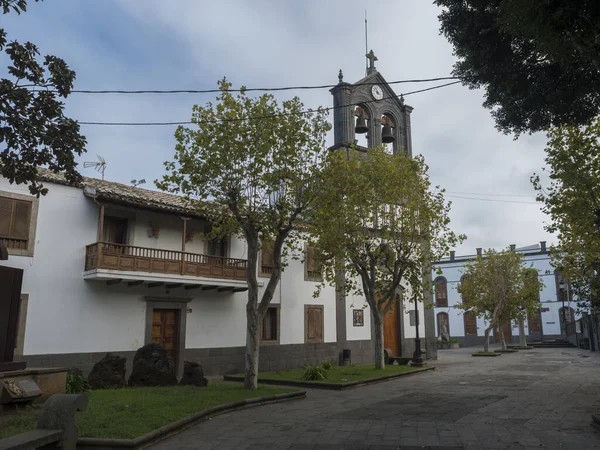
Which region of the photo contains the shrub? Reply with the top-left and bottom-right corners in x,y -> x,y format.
66,368 -> 90,394
320,360 -> 334,371
301,364 -> 329,381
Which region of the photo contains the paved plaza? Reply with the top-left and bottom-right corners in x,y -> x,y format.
151,347 -> 600,449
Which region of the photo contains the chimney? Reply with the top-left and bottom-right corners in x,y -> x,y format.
540,241 -> 547,253
510,244 -> 516,251
450,251 -> 455,261
476,248 -> 482,257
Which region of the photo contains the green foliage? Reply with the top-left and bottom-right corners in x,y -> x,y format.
0,0 -> 86,196
457,248 -> 542,350
532,117 -> 600,312
158,78 -> 330,389
301,363 -> 329,381
320,360 -> 334,371
308,146 -> 463,367
65,368 -> 90,394
435,0 -> 600,136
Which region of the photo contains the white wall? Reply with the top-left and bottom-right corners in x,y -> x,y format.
432,248 -> 581,340
1,178 -> 343,355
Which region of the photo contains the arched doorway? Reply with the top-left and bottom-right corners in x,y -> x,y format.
437,312 -> 449,340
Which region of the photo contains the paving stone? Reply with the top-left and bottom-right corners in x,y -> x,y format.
148,347 -> 600,450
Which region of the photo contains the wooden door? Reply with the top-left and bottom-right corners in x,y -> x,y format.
384,302 -> 400,356
494,322 -> 512,343
0,265 -> 23,366
152,310 -> 178,367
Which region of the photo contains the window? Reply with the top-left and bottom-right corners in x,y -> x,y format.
437,312 -> 449,339
464,311 -> 477,335
304,246 -> 323,282
305,305 -> 324,343
261,306 -> 279,342
434,276 -> 448,307
0,193 -> 37,256
260,239 -> 274,277
459,275 -> 469,306
528,312 -> 541,333
554,270 -> 573,302
207,239 -> 227,257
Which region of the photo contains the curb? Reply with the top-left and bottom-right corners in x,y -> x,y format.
75,391 -> 306,450
223,366 -> 436,390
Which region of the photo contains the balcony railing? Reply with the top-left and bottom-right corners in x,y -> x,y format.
85,242 -> 247,281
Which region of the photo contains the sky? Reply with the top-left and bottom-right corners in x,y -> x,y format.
1,0 -> 555,255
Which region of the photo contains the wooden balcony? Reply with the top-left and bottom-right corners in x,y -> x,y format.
85,242 -> 247,281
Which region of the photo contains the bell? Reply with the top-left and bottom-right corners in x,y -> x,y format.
355,117 -> 368,134
381,125 -> 395,143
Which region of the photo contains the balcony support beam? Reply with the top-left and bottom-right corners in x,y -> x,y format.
106,279 -> 122,286
184,285 -> 202,290
148,282 -> 164,288
201,285 -> 218,291
166,283 -> 183,289
128,280 -> 144,287
218,286 -> 235,292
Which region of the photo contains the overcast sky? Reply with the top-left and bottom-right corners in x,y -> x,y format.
2,0 -> 554,255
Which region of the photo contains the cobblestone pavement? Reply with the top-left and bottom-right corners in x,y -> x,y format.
150,347 -> 600,450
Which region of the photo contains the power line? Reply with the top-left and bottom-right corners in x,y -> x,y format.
446,194 -> 540,205
78,80 -> 462,127
446,190 -> 535,198
34,76 -> 464,95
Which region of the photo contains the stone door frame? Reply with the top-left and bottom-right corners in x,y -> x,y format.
144,296 -> 191,378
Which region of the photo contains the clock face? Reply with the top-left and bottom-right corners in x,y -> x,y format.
371,85 -> 384,100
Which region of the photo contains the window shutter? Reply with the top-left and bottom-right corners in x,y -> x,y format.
0,197 -> 12,237
306,246 -> 315,272
305,306 -> 324,342
261,240 -> 273,267
11,201 -> 31,240
315,308 -> 323,341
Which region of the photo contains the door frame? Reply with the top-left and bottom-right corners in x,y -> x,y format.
144,297 -> 191,378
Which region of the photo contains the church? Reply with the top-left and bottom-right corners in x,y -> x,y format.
0,52 -> 436,379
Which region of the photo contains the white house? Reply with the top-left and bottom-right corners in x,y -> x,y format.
0,58 -> 436,377
432,243 -> 579,347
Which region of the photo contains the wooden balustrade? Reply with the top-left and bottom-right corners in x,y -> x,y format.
85,242 -> 247,281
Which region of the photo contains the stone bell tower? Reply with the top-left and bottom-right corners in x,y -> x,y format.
330,52 -> 438,363
329,50 -> 414,157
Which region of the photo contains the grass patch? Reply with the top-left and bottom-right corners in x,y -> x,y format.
0,382 -> 294,440
236,364 -> 423,384
494,349 -> 518,353
472,351 -> 501,356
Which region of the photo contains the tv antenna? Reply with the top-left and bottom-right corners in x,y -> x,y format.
83,155 -> 107,180
131,179 -> 146,187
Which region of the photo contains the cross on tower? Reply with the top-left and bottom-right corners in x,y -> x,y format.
366,50 -> 378,70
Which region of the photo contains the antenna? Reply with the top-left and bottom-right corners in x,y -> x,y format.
83,155 -> 107,180
131,179 -> 146,187
365,10 -> 368,76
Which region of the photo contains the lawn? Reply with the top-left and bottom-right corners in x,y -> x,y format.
0,383 -> 295,440
240,364 -> 424,384
472,351 -> 501,356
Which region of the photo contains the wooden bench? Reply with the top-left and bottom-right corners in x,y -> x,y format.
0,394 -> 88,450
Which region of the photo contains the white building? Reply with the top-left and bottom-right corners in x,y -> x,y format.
432,244 -> 578,347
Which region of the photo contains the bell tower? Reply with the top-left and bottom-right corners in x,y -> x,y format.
329,50 -> 414,157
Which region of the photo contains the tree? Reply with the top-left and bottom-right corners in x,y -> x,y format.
0,0 -> 86,196
309,147 -> 462,369
157,79 -> 330,390
532,117 -> 600,311
434,0 -> 600,136
457,248 -> 530,352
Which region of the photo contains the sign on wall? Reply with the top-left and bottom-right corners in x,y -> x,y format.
353,309 -> 364,327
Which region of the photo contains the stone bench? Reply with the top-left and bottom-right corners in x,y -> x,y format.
0,394 -> 88,450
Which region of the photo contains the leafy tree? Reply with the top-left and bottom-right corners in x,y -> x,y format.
158,79 -> 330,390
457,248 -> 532,352
503,268 -> 543,348
0,0 -> 86,196
532,117 -> 600,312
309,147 -> 462,369
435,0 -> 600,136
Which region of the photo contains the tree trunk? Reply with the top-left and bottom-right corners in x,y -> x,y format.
373,309 -> 385,370
244,308 -> 260,390
500,327 -> 507,350
484,327 -> 492,352
519,319 -> 527,347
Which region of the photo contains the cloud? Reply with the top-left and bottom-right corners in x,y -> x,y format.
1,0 -> 555,254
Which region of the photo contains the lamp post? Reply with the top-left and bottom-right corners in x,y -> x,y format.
559,280 -> 567,337
412,295 -> 426,367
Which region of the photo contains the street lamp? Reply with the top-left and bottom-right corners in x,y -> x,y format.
412,295 -> 426,367
559,280 -> 567,337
